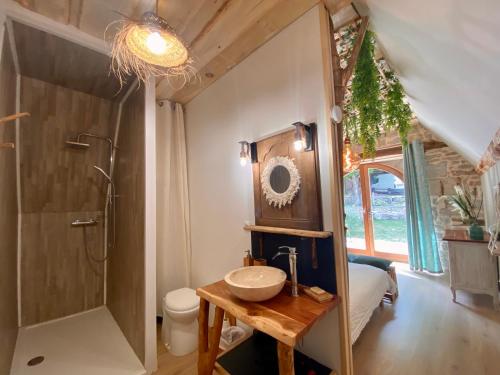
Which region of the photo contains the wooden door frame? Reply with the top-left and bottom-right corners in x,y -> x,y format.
319,4 -> 353,375
348,162 -> 408,263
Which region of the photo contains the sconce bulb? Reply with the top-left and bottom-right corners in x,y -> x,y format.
294,139 -> 304,151
240,157 -> 248,166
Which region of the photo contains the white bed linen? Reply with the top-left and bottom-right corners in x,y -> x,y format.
349,262 -> 396,343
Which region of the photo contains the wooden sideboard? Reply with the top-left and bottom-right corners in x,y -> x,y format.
444,229 -> 499,310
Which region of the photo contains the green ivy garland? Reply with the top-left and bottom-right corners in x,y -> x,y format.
344,30 -> 412,156
384,72 -> 412,146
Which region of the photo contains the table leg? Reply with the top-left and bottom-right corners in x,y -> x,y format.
225,312 -> 237,326
277,341 -> 294,375
198,298 -> 209,375
198,298 -> 224,375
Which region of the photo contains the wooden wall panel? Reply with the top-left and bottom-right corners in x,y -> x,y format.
19,77 -> 118,325
0,30 -> 19,374
253,128 -> 323,230
20,77 -> 117,213
107,87 -> 146,363
20,211 -> 105,325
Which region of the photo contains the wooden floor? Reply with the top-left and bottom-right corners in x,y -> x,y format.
153,324 -> 198,375
353,265 -> 500,375
154,266 -> 500,375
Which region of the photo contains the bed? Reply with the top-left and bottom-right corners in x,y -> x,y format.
349,262 -> 397,343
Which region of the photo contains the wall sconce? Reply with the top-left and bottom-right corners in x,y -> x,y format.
342,137 -> 361,175
239,141 -> 250,166
292,122 -> 313,152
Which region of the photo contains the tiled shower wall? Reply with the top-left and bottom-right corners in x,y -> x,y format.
0,29 -> 19,374
19,77 -> 118,325
106,86 -> 146,363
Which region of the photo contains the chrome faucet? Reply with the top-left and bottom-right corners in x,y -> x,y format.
272,246 -> 299,297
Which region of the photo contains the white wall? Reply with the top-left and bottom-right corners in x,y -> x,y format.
355,0 -> 500,164
185,5 -> 341,372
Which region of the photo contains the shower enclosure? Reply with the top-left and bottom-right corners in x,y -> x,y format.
0,15 -> 157,375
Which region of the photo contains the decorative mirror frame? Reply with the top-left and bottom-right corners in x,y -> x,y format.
261,156 -> 301,208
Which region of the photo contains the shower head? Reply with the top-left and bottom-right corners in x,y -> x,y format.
93,165 -> 112,183
65,140 -> 90,149
66,133 -> 114,150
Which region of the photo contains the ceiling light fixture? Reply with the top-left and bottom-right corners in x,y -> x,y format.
108,8 -> 195,87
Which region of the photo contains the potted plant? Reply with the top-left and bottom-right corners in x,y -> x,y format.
449,183 -> 484,240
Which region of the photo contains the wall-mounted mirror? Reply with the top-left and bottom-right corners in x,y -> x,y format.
269,165 -> 291,193
261,156 -> 301,208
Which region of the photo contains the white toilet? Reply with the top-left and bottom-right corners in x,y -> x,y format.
161,287 -> 200,356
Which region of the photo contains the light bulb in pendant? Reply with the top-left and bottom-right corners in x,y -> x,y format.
146,32 -> 167,55
343,137 -> 361,174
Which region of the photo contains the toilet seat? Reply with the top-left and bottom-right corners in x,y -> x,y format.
164,287 -> 199,311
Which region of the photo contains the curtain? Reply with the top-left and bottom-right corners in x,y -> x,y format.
482,162 -> 500,226
156,101 -> 192,315
403,140 -> 442,273
481,162 -> 500,280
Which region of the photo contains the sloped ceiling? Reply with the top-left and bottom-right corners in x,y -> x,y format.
354,0 -> 500,164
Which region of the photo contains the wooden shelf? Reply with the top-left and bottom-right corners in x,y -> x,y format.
244,225 -> 332,239
0,112 -> 30,125
0,142 -> 15,149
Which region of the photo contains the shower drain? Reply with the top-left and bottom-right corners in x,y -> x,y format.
27,356 -> 45,366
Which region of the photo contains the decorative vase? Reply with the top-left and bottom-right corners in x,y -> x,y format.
469,223 -> 484,241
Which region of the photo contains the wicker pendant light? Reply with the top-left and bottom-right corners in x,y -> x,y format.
124,12 -> 188,68
109,5 -> 194,87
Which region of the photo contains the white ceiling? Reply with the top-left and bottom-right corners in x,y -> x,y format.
355,0 -> 500,164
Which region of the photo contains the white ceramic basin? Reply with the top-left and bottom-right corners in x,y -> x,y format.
224,266 -> 287,302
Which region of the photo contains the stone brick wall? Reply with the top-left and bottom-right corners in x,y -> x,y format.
375,121 -> 483,271
425,147 -> 482,271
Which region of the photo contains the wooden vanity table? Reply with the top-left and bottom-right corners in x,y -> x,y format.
196,281 -> 338,375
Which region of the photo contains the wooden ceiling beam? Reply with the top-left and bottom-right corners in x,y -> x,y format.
360,141 -> 447,160
342,16 -> 368,87
67,0 -> 83,28
157,0 -> 228,45
157,0 -> 320,103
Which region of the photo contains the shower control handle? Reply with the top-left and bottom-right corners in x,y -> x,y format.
71,218 -> 98,227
